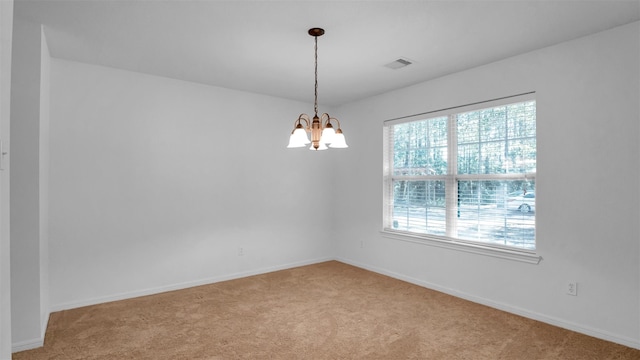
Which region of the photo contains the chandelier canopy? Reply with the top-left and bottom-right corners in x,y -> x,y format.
287,28 -> 348,151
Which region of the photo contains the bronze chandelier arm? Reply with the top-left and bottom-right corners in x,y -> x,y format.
295,114 -> 311,129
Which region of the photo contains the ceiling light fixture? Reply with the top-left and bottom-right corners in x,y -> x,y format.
287,28 -> 348,151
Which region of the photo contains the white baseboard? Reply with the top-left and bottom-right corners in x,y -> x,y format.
11,309 -> 50,353
335,256 -> 640,350
11,337 -> 43,353
50,257 -> 332,312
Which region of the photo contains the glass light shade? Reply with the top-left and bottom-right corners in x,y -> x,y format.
287,128 -> 310,148
310,141 -> 328,151
321,127 -> 336,144
287,134 -> 305,148
328,132 -> 348,148
294,127 -> 310,144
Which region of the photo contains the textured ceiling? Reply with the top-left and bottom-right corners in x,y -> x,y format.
14,0 -> 640,106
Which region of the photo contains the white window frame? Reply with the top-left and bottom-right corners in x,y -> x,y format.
382,93 -> 541,264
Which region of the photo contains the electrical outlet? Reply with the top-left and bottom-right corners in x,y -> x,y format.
567,282 -> 577,296
238,247 -> 244,256
360,240 -> 364,248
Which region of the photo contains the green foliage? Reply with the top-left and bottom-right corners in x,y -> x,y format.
394,180 -> 446,207
457,102 -> 536,174
391,101 -> 536,208
393,116 -> 448,176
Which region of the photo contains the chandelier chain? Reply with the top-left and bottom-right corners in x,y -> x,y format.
314,35 -> 318,117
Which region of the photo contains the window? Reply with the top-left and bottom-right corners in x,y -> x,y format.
383,94 -> 536,251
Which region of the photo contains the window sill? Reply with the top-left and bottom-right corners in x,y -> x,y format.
380,229 -> 542,264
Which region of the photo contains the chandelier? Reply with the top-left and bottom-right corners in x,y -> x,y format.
287,28 -> 348,151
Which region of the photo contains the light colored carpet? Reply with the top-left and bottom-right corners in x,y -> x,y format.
14,261 -> 640,359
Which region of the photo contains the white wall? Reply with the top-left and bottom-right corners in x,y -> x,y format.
0,0 -> 13,358
48,59 -> 337,310
334,22 -> 640,348
38,26 -> 50,342
9,17 -> 50,351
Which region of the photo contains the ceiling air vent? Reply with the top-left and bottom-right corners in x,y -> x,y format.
384,58 -> 413,70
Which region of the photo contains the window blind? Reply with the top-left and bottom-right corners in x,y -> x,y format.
383,94 -> 536,250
